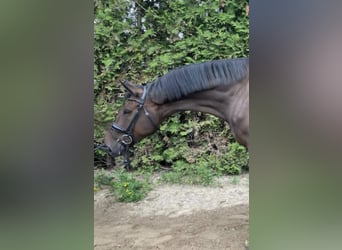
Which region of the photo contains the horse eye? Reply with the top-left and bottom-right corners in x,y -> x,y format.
123,109 -> 132,114
125,93 -> 131,99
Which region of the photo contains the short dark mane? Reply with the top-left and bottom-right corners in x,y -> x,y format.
148,58 -> 248,104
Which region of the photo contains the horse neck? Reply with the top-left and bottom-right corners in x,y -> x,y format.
156,85 -> 237,122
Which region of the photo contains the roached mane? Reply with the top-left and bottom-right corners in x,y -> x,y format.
148,58 -> 249,104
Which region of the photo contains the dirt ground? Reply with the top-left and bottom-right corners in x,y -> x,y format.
94,174 -> 249,250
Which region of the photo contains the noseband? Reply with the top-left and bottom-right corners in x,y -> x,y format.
110,85 -> 157,168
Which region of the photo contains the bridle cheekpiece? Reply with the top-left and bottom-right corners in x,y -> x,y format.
111,85 -> 148,146
109,85 -> 153,168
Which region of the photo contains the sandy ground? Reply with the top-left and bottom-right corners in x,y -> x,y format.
94,174 -> 249,250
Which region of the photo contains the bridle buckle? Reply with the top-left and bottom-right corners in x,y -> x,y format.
119,134 -> 133,145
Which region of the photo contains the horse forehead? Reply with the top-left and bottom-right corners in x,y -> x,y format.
120,102 -> 135,112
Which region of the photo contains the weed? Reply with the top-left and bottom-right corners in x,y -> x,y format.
94,169 -> 114,189
160,160 -> 216,186
110,171 -> 152,202
231,176 -> 240,185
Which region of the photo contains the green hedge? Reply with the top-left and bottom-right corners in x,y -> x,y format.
94,0 -> 249,173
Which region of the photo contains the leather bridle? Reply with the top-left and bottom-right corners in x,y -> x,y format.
109,85 -> 157,168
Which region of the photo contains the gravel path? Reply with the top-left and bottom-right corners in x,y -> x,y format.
94,174 -> 249,250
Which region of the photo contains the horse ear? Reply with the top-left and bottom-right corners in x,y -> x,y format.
121,80 -> 142,97
121,80 -> 135,94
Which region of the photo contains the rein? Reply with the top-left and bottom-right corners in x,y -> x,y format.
93,143 -> 115,167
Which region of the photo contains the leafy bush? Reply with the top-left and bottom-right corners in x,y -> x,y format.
212,142 -> 249,175
131,114 -> 248,174
94,0 -> 249,178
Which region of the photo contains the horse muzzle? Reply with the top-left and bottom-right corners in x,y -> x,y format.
106,143 -> 125,158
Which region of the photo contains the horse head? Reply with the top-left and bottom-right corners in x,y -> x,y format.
104,81 -> 159,160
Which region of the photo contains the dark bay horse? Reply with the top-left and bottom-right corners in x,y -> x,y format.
105,58 -> 249,167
